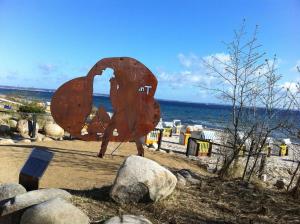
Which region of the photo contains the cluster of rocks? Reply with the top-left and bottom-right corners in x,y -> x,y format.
0,117 -> 65,144
0,155 -> 183,223
0,184 -> 89,224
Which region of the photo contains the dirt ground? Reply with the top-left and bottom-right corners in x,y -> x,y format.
0,140 -> 205,189
0,141 -> 299,224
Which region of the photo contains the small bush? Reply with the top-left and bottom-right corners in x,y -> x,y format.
18,103 -> 45,114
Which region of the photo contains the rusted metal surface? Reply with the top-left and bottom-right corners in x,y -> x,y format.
51,57 -> 160,157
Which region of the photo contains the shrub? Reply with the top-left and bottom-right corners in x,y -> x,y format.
18,102 -> 45,114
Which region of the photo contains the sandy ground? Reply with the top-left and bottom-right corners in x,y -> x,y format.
0,140 -> 205,190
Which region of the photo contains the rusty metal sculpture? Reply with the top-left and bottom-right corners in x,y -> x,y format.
51,57 -> 160,157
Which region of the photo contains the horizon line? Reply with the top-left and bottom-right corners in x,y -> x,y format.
0,84 -> 222,105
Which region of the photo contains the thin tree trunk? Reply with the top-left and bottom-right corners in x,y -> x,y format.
258,154 -> 267,179
290,172 -> 300,198
242,147 -> 252,180
287,161 -> 300,191
247,151 -> 260,182
219,146 -> 239,178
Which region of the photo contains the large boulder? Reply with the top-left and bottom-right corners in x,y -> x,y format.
20,198 -> 89,224
0,188 -> 72,216
0,183 -> 26,201
44,123 -> 64,139
110,155 -> 177,203
17,119 -> 39,138
104,215 -> 152,224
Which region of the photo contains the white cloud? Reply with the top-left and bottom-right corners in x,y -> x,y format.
177,53 -> 201,68
203,53 -> 230,65
38,63 -> 57,75
157,53 -> 229,89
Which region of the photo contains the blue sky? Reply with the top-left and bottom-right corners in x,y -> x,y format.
0,0 -> 299,103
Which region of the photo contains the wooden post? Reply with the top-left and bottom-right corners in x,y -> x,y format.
157,129 -> 163,150
31,114 -> 37,139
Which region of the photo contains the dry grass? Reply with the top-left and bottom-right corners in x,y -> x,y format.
71,177 -> 300,224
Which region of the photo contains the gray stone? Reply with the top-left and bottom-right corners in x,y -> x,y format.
110,155 -> 177,203
34,133 -> 44,142
274,179 -> 285,190
0,124 -> 10,134
0,139 -> 14,145
104,215 -> 152,224
177,169 -> 192,179
175,173 -> 186,187
0,183 -> 26,201
44,123 -> 64,139
42,137 -> 54,142
9,120 -> 17,129
0,188 -> 72,216
19,139 -> 31,143
177,169 -> 201,185
20,198 -> 89,224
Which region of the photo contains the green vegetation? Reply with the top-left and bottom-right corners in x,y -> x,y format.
18,102 -> 45,114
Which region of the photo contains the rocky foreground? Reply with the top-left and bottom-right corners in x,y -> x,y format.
1,155 -> 299,224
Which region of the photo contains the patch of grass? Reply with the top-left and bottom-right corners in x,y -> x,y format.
70,177 -> 300,224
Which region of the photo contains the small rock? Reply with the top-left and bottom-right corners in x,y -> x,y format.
177,169 -> 201,185
20,198 -> 89,224
19,139 -> 31,143
110,155 -> 177,203
158,149 -> 167,153
104,215 -> 152,224
175,173 -> 186,187
151,143 -> 158,150
42,137 -> 54,142
0,183 -> 26,201
168,150 -> 174,154
147,147 -> 156,151
0,139 -> 14,145
34,133 -> 44,142
178,169 -> 192,179
9,120 -> 17,129
44,123 -> 64,139
0,188 -> 72,216
274,179 -> 285,190
0,124 -> 10,134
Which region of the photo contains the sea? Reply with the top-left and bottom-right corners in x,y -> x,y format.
0,88 -> 232,127
1,88 -> 299,140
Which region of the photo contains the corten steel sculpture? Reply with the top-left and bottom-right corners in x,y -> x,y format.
51,57 -> 160,157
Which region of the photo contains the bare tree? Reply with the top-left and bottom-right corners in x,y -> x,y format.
242,57 -> 291,181
286,66 -> 300,197
202,21 -> 289,179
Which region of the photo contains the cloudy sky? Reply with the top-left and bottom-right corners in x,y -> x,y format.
0,0 -> 299,103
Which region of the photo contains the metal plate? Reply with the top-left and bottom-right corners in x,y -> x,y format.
20,148 -> 54,178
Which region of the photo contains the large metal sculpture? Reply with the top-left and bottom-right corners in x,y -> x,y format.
51,57 -> 160,157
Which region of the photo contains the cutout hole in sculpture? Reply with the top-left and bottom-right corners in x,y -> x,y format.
113,129 -> 119,136
80,68 -> 115,136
